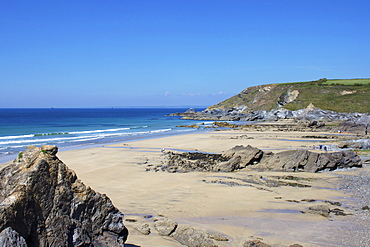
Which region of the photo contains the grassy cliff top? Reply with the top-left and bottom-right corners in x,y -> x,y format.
209,78 -> 370,113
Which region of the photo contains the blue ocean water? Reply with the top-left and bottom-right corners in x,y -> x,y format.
0,108 -> 207,162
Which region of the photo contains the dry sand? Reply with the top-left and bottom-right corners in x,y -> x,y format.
3,130 -> 367,246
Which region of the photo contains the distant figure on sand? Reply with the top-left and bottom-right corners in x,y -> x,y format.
161,148 -> 165,153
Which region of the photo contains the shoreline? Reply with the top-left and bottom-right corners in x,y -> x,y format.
0,127 -> 207,165
1,128 -> 368,246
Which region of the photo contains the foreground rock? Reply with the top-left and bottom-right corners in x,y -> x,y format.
0,145 -> 128,246
158,145 -> 362,173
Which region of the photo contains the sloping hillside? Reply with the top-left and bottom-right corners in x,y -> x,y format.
209,79 -> 370,113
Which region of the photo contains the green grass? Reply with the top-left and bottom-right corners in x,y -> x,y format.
325,79 -> 370,85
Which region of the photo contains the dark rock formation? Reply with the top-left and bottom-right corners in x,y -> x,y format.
160,145 -> 362,173
0,145 -> 128,246
163,151 -> 225,173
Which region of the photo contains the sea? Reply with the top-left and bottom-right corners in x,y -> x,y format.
0,108 -> 209,163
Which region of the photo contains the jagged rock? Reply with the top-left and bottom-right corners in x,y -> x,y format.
0,227 -> 27,247
243,239 -> 271,247
133,223 -> 151,235
257,149 -> 362,172
154,218 -> 178,236
0,145 -> 128,247
171,225 -> 217,247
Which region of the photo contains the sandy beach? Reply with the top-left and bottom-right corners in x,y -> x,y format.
3,129 -> 368,246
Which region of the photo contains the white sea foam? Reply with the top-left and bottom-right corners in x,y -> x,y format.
0,135 -> 99,145
0,128 -> 172,146
0,134 -> 34,140
149,129 -> 172,133
69,127 -> 130,135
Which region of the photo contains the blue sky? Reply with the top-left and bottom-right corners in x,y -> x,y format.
1,0 -> 369,108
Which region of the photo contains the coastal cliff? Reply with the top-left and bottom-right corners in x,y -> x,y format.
0,145 -> 128,246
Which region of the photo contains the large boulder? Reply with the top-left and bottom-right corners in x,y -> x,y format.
154,218 -> 178,236
0,145 -> 128,246
213,145 -> 263,172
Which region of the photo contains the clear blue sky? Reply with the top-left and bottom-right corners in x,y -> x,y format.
1,0 -> 369,108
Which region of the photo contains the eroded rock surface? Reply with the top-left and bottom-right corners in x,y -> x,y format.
0,145 -> 128,246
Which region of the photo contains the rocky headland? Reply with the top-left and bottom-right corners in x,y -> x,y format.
0,145 -> 128,246
170,79 -> 370,136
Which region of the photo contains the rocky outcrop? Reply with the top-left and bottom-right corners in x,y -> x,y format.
162,145 -> 263,173
159,145 -> 362,173
337,115 -> 370,135
0,145 -> 128,246
257,149 -> 362,172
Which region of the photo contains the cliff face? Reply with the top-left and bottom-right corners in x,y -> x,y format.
210,79 -> 370,113
0,145 -> 128,247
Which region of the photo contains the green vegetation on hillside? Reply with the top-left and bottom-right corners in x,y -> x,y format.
325,79 -> 370,85
210,78 -> 370,113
